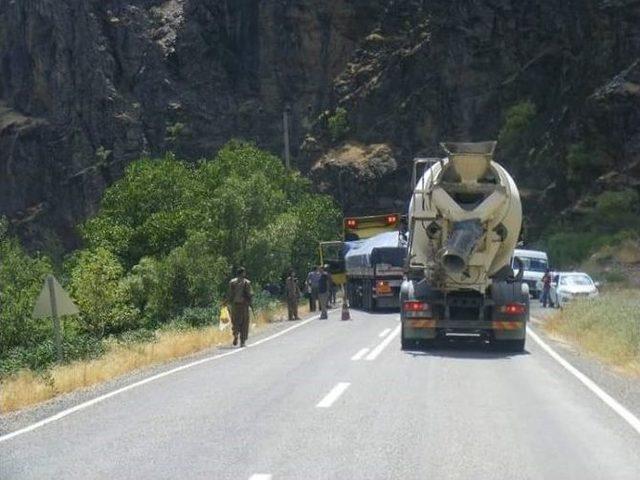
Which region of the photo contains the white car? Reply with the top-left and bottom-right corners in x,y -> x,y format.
542,272 -> 599,308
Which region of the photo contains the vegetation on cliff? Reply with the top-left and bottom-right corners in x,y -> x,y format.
0,142 -> 340,380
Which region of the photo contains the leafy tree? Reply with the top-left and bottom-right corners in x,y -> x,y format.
593,189 -> 640,231
566,142 -> 608,182
498,101 -> 536,151
328,107 -> 350,142
78,140 -> 341,321
0,219 -> 52,355
68,247 -> 140,337
82,155 -> 196,266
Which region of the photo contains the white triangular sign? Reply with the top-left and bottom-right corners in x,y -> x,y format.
33,275 -> 80,318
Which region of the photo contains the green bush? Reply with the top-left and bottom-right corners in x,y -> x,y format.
544,232 -> 612,268
593,189 -> 640,231
328,107 -> 350,142
151,238 -> 229,323
566,142 -> 608,182
0,334 -> 105,376
2,142 -> 342,374
80,140 -> 341,290
174,306 -> 220,328
68,247 -> 141,337
81,155 -> 196,266
498,101 -> 536,151
0,219 -> 53,356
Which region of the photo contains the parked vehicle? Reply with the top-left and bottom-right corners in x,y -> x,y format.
542,272 -> 599,308
512,249 -> 549,299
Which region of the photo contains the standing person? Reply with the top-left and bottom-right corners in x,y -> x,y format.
318,265 -> 331,319
540,268 -> 552,308
306,266 -> 321,312
227,267 -> 253,347
285,269 -> 301,321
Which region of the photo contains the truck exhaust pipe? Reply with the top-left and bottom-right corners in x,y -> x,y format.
440,220 -> 483,274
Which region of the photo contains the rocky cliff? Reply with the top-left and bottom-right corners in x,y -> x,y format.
0,0 -> 384,248
2,0 -> 640,248
308,0 -> 640,239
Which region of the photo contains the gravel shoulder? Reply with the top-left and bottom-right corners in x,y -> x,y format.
530,305 -> 640,419
0,315 -> 317,436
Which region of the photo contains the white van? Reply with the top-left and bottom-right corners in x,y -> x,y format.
512,249 -> 549,299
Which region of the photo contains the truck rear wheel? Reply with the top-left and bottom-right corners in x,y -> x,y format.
401,327 -> 411,350
495,338 -> 525,352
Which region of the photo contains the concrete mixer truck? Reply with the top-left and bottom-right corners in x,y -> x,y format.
400,141 -> 528,352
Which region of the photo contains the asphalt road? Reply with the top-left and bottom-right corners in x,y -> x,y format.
2,309 -> 640,479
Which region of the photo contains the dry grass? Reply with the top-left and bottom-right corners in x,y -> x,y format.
0,305 -> 291,413
545,289 -> 640,376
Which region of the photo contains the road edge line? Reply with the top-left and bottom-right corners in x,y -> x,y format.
0,314 -> 320,444
527,326 -> 640,436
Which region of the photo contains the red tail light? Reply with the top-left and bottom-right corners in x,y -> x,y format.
345,218 -> 358,229
499,303 -> 526,315
404,301 -> 432,319
404,301 -> 427,312
386,214 -> 398,225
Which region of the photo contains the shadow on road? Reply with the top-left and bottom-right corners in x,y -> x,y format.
403,339 -> 530,360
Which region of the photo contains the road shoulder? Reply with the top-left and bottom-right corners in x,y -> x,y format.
530,306 -> 640,421
0,315 -> 318,437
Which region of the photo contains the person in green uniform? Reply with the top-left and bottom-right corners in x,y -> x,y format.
285,269 -> 301,321
227,267 -> 253,347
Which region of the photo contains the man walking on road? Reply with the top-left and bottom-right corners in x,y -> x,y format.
318,265 -> 331,319
227,267 -> 253,347
285,269 -> 301,321
306,266 -> 321,312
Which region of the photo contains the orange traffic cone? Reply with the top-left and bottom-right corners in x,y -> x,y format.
341,299 -> 351,321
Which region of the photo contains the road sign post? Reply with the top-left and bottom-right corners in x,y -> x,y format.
33,275 -> 80,362
47,276 -> 62,361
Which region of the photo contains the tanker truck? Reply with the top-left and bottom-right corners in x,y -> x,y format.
400,141 -> 528,352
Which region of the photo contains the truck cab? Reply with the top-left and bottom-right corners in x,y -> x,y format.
512,249 -> 549,299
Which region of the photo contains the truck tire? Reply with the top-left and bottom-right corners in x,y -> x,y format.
401,329 -> 410,350
421,338 -> 437,349
495,338 -> 525,352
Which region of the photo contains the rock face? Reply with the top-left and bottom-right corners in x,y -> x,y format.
2,0 -> 640,247
305,0 -> 640,235
311,142 -> 401,214
0,0 -> 384,248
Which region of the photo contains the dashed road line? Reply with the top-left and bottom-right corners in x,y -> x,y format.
378,328 -> 392,338
366,325 -> 401,361
249,474 -> 272,480
316,382 -> 351,408
351,348 -> 370,361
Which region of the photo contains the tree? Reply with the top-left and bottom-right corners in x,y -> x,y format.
0,219 -> 52,355
68,248 -> 140,337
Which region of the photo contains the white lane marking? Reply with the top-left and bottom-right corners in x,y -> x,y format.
378,328 -> 392,338
249,474 -> 272,480
316,382 -> 351,408
0,315 -> 320,444
366,325 -> 401,361
351,348 -> 370,361
528,327 -> 640,436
